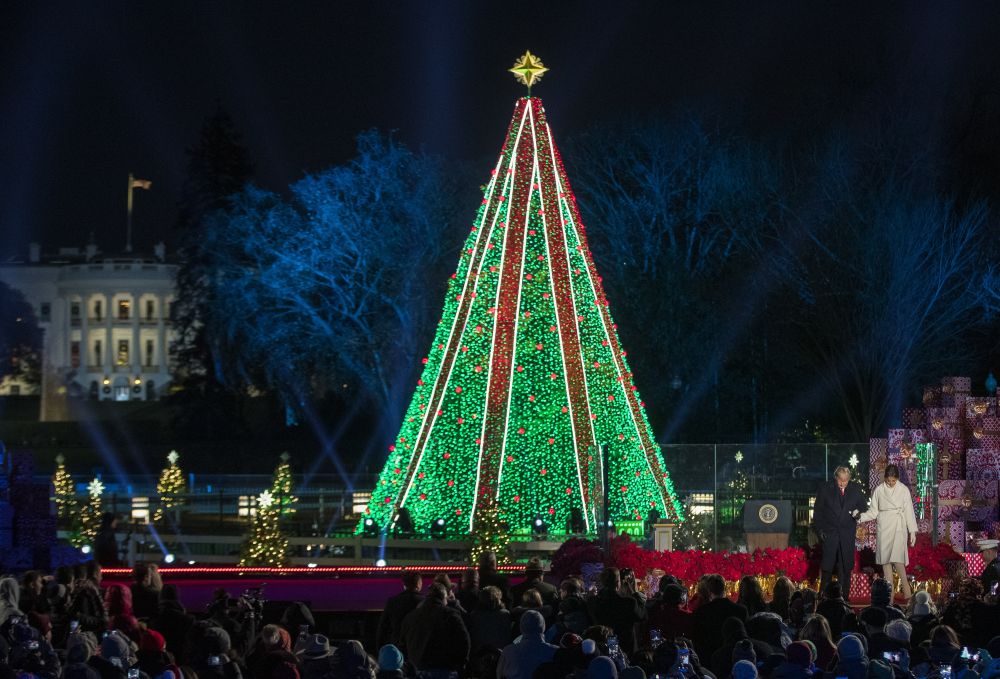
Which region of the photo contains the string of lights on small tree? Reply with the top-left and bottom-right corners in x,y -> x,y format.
79,478 -> 105,545
154,450 -> 186,523
52,454 -> 77,520
270,452 -> 298,515
240,454 -> 295,566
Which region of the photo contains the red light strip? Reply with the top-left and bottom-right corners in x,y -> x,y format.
100,565 -> 528,577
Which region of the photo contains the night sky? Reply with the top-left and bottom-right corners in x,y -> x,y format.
3,2 -> 1000,259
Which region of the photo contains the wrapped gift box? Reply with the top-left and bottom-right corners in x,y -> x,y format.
984,417 -> 1000,433
923,386 -> 942,407
888,428 -> 928,449
938,480 -> 999,523
967,448 -> 1000,480
869,438 -> 888,487
938,446 -> 966,480
966,398 -> 997,420
941,520 -> 967,550
942,394 -> 967,409
903,408 -> 927,428
941,376 -> 972,393
930,424 -> 962,441
927,407 -> 962,424
982,434 -> 1000,452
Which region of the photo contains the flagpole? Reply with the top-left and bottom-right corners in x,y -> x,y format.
126,172 -> 134,253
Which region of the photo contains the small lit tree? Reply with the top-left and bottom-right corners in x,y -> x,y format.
269,452 -> 298,515
673,495 -> 711,550
154,450 -> 187,523
77,478 -> 104,546
52,454 -> 77,520
239,490 -> 288,566
470,501 -> 509,566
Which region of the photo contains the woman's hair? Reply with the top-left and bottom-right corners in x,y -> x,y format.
104,583 -> 134,617
478,586 -> 504,611
695,574 -> 712,601
521,589 -> 543,608
884,464 -> 900,480
929,624 -> 960,648
770,576 -> 795,619
737,575 -> 766,610
800,614 -> 834,645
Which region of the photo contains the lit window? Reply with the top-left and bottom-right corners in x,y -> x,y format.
118,299 -> 130,320
117,340 -> 129,365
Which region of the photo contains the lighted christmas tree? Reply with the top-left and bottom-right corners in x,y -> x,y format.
361,52 -> 683,539
470,501 -> 510,565
52,454 -> 77,520
269,452 -> 298,515
673,495 -> 711,550
240,490 -> 288,566
154,450 -> 187,523
78,478 -> 104,546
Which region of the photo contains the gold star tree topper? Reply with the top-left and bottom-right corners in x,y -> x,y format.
509,51 -> 549,92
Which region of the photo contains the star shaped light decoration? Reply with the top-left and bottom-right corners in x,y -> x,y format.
848,453 -> 859,469
257,490 -> 274,508
167,450 -> 180,465
509,51 -> 549,91
88,478 -> 105,498
734,451 -> 744,463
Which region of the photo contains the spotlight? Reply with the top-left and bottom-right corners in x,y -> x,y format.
532,516 -> 547,536
188,560 -> 196,565
81,545 -> 92,555
363,517 -> 379,537
133,377 -> 142,386
307,563 -> 318,568
375,558 -> 387,567
164,553 -> 175,564
430,517 -> 447,538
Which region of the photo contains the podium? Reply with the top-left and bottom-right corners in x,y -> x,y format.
743,500 -> 792,551
653,522 -> 677,551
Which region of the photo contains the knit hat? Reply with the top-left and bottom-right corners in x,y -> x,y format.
885,619 -> 912,643
66,632 -> 98,664
837,634 -> 866,662
871,579 -> 892,606
662,584 -> 686,607
378,644 -> 404,671
201,626 -> 232,655
299,633 -> 333,659
560,633 -> 583,649
913,590 -> 932,605
581,639 -> 597,656
786,641 -> 812,669
732,639 -> 757,665
913,602 -> 931,616
800,640 -> 818,663
139,628 -> 166,653
520,609 -> 546,635
860,606 -> 888,628
101,632 -> 130,662
588,656 -> 619,679
732,659 -> 759,679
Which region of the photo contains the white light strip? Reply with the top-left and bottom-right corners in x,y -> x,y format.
396,110 -> 527,515
546,122 -> 669,512
468,103 -> 533,530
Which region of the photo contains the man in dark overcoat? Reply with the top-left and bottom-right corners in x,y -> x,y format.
813,466 -> 868,595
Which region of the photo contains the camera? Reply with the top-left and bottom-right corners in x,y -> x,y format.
128,670 -> 140,679
208,655 -> 224,667
883,651 -> 900,663
650,629 -> 663,648
69,620 -> 79,633
607,635 -> 620,656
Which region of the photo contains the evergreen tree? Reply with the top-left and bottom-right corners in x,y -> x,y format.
52,454 -> 76,520
269,452 -> 298,515
154,450 -> 186,523
239,490 -> 288,566
78,478 -> 104,546
672,495 -> 710,550
173,105 -> 254,401
470,501 -> 509,565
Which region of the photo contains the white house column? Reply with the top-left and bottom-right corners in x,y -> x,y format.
157,294 -> 166,372
80,296 -> 89,371
130,291 -> 140,375
104,292 -> 113,368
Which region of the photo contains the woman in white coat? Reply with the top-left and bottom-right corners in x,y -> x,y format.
859,464 -> 918,600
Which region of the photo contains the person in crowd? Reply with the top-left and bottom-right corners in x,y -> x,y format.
190,624 -> 243,678
400,583 -> 470,675
798,614 -> 836,671
769,640 -> 812,679
89,629 -> 139,678
434,573 -> 468,614
815,580 -> 852,637
0,577 -> 23,627
498,610 -> 559,679
68,561 -> 108,635
585,567 -> 646,657
942,578 -> 992,648
458,568 -> 480,613
857,606 -> 888,646
710,617 -> 774,676
746,611 -> 786,652
926,624 -> 961,668
548,578 -> 592,642
978,539 -> 1000,596
336,639 -> 377,679
511,559 -> 558,610
768,577 -> 795,622
587,656 -> 619,679
136,628 -> 181,679
245,623 -> 293,676
469,585 -> 512,652
813,466 -> 867,594
737,576 -> 767,617
149,584 -> 195,666
858,465 -> 919,601
868,578 -> 904,622
105,583 -> 141,642
376,644 -> 405,679
252,651 -> 300,679
830,633 -> 868,679
63,631 -> 101,679
692,574 -> 748,661
131,563 -> 163,620
652,640 -> 709,679
94,512 -> 122,567
376,571 -> 423,650
644,583 -> 694,643
906,591 -> 938,647
511,590 -> 552,636
478,551 -> 512,608
295,633 -> 338,679
881,619 -> 912,656
3,617 -> 60,679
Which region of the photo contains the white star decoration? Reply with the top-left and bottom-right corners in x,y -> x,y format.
734,451 -> 744,463
167,450 -> 180,465
257,490 -> 274,508
848,453 -> 859,468
88,478 -> 104,497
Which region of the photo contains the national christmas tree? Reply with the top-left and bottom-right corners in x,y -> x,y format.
154,450 -> 186,523
361,52 -> 683,539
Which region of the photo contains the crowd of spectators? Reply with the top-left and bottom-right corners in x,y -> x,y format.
3,548 -> 1000,679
